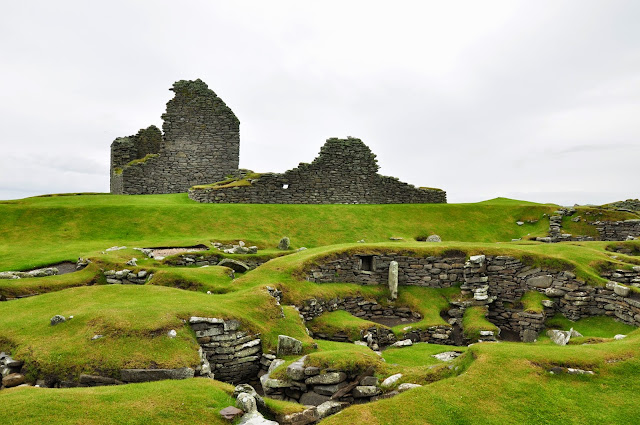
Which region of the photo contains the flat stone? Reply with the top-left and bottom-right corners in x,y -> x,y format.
316,401 -> 349,420
426,235 -> 442,242
360,376 -> 378,386
276,407 -> 319,425
546,329 -> 571,346
614,334 -> 627,340
614,284 -> 630,297
305,372 -> 347,385
431,351 -> 460,361
469,255 -> 485,264
218,259 -> 250,273
120,367 -> 194,383
527,275 -> 553,289
313,381 -> 348,396
220,406 -> 244,421
352,385 -> 380,398
298,391 -> 330,406
397,383 -> 422,393
522,329 -> 538,343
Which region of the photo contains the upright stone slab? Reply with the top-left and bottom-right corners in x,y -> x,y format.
388,261 -> 398,300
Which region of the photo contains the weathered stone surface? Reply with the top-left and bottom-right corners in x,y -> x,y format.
431,351 -> 461,362
316,400 -> 349,419
360,376 -> 379,386
278,237 -> 291,250
78,374 -> 123,386
391,339 -> 412,348
527,275 -> 553,288
613,284 -> 630,297
426,235 -> 442,242
522,329 -> 538,343
50,315 -> 66,326
313,381 -> 348,396
299,391 -> 330,406
397,383 -> 422,393
614,334 -> 627,340
381,373 -> 403,387
352,385 -> 380,398
277,335 -> 303,357
286,359 -> 306,381
276,407 -> 319,425
547,329 -> 571,346
236,392 -> 258,413
220,406 -> 244,421
305,372 -> 347,386
2,373 -> 25,388
218,259 -> 250,273
238,412 -> 279,425
120,367 -> 194,383
469,255 -> 485,264
388,260 -> 398,300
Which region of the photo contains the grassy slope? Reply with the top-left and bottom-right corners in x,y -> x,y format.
2,194 -> 640,424
0,194 -> 554,271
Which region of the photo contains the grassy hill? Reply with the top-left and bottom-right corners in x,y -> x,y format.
1,193 -> 639,424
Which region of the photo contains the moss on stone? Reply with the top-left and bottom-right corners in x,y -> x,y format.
126,154 -> 159,167
191,173 -> 263,190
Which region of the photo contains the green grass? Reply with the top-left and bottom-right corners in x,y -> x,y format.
322,331 -> 640,424
0,379 -> 236,425
0,194 -> 557,271
520,291 -> 549,313
462,306 -> 499,341
307,310 -> 383,341
382,343 -> 467,367
545,314 -> 636,338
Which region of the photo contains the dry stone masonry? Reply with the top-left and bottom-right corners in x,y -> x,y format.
189,137 -> 446,204
109,78 -> 446,203
305,251 -> 640,341
189,317 -> 262,384
111,79 -> 240,194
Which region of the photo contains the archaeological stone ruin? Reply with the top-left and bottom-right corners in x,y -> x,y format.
110,79 -> 446,204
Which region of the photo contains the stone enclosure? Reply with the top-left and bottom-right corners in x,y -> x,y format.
110,79 -> 446,204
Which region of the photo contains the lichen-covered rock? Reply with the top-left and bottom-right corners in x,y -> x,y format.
2,373 -> 25,388
381,373 -> 403,387
277,335 -> 303,356
305,372 -> 347,386
278,237 -> 291,250
50,315 -> 66,326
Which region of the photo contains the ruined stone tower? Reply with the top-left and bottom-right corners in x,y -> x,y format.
110,79 -> 240,194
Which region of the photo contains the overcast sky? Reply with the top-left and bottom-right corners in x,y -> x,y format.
1,1 -> 638,204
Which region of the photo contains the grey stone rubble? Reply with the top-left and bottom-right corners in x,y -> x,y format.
535,208 -> 594,243
189,137 -> 446,205
1,352 -> 25,390
596,219 -> 640,241
549,366 -> 594,375
259,355 -> 415,415
304,251 -> 640,341
432,351 -> 461,361
50,315 -> 66,326
189,316 -> 262,384
163,252 -> 265,271
0,258 -> 89,280
103,269 -> 151,285
605,199 -> 640,213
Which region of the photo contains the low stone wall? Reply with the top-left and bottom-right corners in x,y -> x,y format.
601,267 -> 640,286
189,317 -> 262,384
304,251 -> 640,339
307,254 -> 465,287
597,220 -> 640,241
298,296 -> 456,346
166,253 -> 266,270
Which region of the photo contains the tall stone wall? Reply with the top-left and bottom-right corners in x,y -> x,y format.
188,138 -> 446,204
110,79 -> 240,195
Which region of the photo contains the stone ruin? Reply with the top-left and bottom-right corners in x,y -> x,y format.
110,79 -> 240,195
110,79 -> 446,204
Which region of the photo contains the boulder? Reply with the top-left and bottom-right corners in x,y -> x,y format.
352,385 -> 380,398
2,373 -> 25,388
277,335 -> 303,357
397,383 -> 422,393
50,315 -> 66,326
236,392 -> 258,413
313,381 -> 348,396
613,284 -> 630,297
546,329 -> 571,346
614,334 -> 627,340
238,412 -> 279,425
391,339 -> 412,348
278,237 -> 291,250
381,373 -> 403,388
218,259 -> 250,273
426,235 -> 442,242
